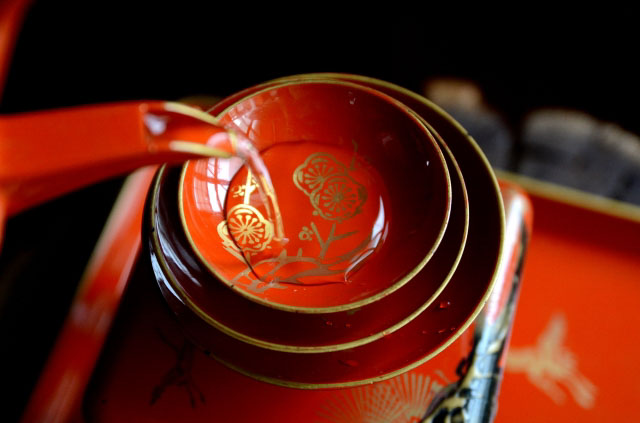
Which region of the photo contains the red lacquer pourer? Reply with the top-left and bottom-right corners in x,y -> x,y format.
0,100 -> 251,247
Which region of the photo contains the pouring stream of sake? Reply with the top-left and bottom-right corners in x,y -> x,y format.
145,103 -> 286,243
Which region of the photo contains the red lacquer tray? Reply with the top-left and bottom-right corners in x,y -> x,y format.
20,169 -> 640,422
495,172 -> 640,423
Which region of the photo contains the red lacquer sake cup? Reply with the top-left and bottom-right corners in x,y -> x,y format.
179,80 -> 452,312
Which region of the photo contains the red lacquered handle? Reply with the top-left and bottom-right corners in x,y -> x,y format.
0,101 -> 236,216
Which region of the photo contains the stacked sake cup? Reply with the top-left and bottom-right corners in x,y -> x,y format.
148,74 -> 504,389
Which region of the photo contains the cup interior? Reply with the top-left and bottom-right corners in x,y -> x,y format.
180,80 -> 451,311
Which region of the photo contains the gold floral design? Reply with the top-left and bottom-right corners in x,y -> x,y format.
299,226 -> 313,241
293,153 -> 345,196
295,153 -> 367,222
217,204 -> 273,256
311,175 -> 366,222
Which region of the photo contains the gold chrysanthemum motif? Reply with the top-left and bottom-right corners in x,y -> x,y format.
312,175 -> 366,222
294,153 -> 345,196
218,204 -> 273,255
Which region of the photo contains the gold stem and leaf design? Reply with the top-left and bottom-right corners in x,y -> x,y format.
229,222 -> 373,289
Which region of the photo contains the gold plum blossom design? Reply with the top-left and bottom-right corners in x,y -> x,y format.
295,153 -> 367,222
312,175 -> 366,222
294,153 -> 345,195
217,204 -> 273,256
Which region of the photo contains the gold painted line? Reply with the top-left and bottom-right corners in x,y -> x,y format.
228,130 -> 239,155
163,101 -> 221,126
167,141 -> 232,159
496,170 -> 640,224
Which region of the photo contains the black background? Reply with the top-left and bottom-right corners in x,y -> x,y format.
0,3 -> 637,421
